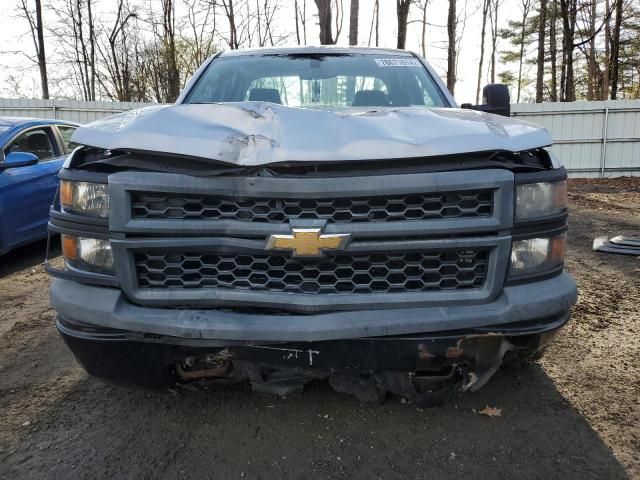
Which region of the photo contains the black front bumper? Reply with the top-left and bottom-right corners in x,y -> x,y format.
58,312 -> 568,406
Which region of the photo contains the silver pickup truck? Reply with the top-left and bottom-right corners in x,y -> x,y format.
47,47 -> 577,407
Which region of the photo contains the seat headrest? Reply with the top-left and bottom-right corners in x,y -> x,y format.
27,132 -> 51,151
248,88 -> 282,104
352,90 -> 390,107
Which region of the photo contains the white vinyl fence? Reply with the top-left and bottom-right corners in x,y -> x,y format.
0,98 -> 153,124
512,100 -> 640,178
1,98 -> 638,178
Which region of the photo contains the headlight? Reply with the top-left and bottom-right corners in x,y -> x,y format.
60,180 -> 109,217
62,234 -> 113,274
515,180 -> 567,220
509,234 -> 566,276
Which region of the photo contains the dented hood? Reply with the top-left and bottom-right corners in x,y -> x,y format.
72,102 -> 552,166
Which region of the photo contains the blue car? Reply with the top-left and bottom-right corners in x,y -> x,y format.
0,117 -> 79,255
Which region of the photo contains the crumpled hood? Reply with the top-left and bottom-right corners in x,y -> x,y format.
72,102 -> 551,166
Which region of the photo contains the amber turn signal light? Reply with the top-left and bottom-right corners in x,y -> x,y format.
60,180 -> 74,210
61,235 -> 77,260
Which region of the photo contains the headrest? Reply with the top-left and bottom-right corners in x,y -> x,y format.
248,88 -> 282,104
352,90 -> 390,107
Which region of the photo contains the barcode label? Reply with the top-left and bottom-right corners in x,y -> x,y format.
375,58 -> 422,67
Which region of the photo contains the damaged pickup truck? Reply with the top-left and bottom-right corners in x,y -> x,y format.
47,47 -> 577,407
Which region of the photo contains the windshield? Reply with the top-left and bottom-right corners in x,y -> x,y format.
185,53 -> 449,109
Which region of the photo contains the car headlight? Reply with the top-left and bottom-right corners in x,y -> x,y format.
62,234 -> 114,274
509,234 -> 566,276
515,180 -> 567,220
60,180 -> 109,218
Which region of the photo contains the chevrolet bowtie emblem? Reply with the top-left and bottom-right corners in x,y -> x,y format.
265,228 -> 351,256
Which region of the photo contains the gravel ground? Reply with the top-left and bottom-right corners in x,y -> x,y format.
0,177 -> 638,480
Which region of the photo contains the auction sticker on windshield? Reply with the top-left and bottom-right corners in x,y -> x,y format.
375,58 -> 422,67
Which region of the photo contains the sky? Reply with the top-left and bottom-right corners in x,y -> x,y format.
0,0 -> 524,105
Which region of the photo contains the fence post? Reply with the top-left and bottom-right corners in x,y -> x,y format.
52,103 -> 57,119
600,106 -> 609,178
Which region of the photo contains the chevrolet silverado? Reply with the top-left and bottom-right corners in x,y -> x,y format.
47,47 -> 577,407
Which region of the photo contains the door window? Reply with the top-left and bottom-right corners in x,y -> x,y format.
4,127 -> 56,161
56,125 -> 79,154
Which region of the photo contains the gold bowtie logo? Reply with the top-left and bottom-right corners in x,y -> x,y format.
265,228 -> 351,256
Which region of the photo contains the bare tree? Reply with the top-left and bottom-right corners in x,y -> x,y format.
602,0 -> 611,99
50,0 -> 98,100
586,0 -> 596,99
183,0 -> 216,68
18,0 -> 49,99
349,0 -> 359,45
163,0 -> 180,101
219,0 -> 239,49
300,0 -> 308,43
515,0 -> 532,102
294,0 -> 302,44
535,0 -> 547,102
476,0 -> 490,103
610,0 -> 623,99
488,0 -> 499,83
255,0 -> 279,47
98,0 -> 138,101
560,0 -> 576,101
396,0 -> 413,49
315,0 -> 333,44
446,0 -> 456,93
367,0 -> 379,46
549,0 -> 558,101
314,0 -> 342,45
417,1 -> 429,58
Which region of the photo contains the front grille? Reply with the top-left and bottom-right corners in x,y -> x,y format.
135,249 -> 488,294
131,190 -> 493,223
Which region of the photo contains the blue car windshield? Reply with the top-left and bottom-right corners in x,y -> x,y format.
185,53 -> 449,109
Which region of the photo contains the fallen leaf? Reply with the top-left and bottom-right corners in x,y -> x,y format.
478,405 -> 502,417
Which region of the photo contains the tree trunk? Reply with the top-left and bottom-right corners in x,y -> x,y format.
34,0 -> 49,99
602,0 -> 611,99
610,0 -> 623,99
349,0 -> 359,45
314,0 -> 334,44
549,0 -> 558,101
476,0 -> 489,104
375,0 -> 379,46
294,0 -> 301,44
396,0 -> 412,49
587,0 -> 596,100
87,0 -> 96,100
535,0 -> 547,102
516,1 -> 531,103
489,0 -> 499,83
420,1 -> 428,58
163,0 -> 180,102
446,0 -> 456,94
560,0 -> 576,101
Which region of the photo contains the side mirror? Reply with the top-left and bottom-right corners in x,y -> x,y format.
461,84 -> 511,117
2,151 -> 39,169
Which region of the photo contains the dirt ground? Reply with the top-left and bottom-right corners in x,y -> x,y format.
0,177 -> 638,480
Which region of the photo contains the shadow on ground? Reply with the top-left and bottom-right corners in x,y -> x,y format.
0,357 -> 629,480
0,238 -> 60,279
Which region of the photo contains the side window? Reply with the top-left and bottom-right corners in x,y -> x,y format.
4,127 -> 56,162
414,74 -> 440,107
57,125 -> 79,154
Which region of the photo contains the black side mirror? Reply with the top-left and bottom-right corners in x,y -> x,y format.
2,151 -> 39,170
461,84 -> 511,117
